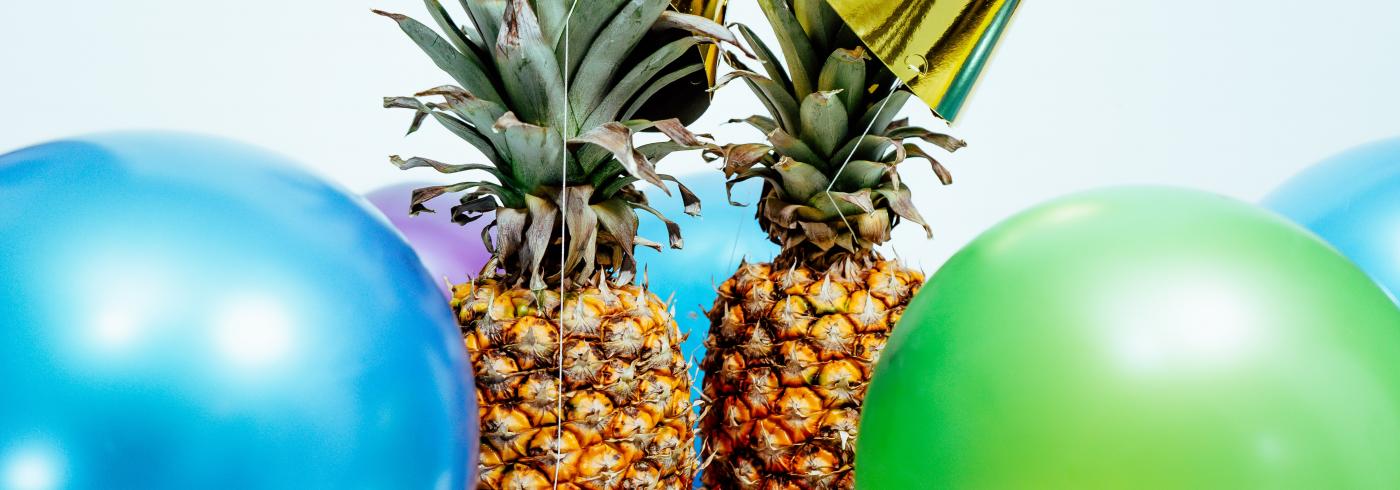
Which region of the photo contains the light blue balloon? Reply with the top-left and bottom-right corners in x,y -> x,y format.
0,133 -> 476,489
638,172 -> 778,382
1264,138 -> 1400,301
637,171 -> 777,467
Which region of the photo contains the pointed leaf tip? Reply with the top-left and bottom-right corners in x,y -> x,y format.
371,9 -> 405,21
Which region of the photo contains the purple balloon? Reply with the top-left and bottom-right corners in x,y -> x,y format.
366,183 -> 493,295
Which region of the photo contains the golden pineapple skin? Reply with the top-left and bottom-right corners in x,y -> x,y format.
700,259 -> 923,489
453,278 -> 697,490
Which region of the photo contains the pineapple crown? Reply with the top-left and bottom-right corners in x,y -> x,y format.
377,0 -> 739,290
710,0 -> 965,274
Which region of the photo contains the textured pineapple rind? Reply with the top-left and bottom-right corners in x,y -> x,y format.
453,278 -> 698,490
699,259 -> 923,490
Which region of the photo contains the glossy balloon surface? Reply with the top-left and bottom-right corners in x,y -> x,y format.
857,187 -> 1400,489
1265,137 -> 1400,301
0,133 -> 477,489
365,182 -> 492,296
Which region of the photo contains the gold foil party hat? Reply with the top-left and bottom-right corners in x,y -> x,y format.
826,0 -> 1020,122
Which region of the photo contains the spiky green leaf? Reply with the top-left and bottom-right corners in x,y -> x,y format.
818,47 -> 867,119
729,115 -> 778,135
831,159 -> 889,191
756,0 -> 820,97
568,0 -> 668,126
461,0 -> 506,52
559,185 -> 599,278
494,0 -> 566,127
734,23 -> 793,95
495,206 -> 528,268
492,112 -> 568,190
858,89 -> 912,136
810,188 -> 874,217
423,0 -> 475,54
384,96 -> 432,135
532,0 -> 569,46
374,10 -> 503,105
717,70 -> 801,134
726,167 -> 783,205
717,142 -> 774,176
659,174 -> 702,216
410,181 -> 480,214
886,126 -> 968,152
793,0 -> 840,51
875,184 -> 933,238
556,0 -> 628,78
593,197 -> 640,262
773,157 -> 829,202
388,155 -> 510,183
587,36 -> 711,128
768,128 -> 823,167
830,135 -> 900,167
570,122 -> 667,192
904,143 -> 954,185
522,194 -> 558,289
799,90 -> 848,158
417,85 -> 513,162
618,63 -> 706,124
630,201 -> 684,249
429,110 -> 502,162
653,10 -> 746,55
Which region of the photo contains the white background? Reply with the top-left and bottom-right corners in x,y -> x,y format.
4,0 -> 1400,270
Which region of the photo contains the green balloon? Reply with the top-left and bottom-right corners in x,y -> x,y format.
856,187 -> 1400,488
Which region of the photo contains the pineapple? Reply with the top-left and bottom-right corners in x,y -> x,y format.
699,0 -> 964,488
375,1 -> 735,488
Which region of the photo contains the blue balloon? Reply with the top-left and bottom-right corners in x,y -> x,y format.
1264,138 -> 1400,301
637,171 -> 777,465
638,172 -> 777,380
0,133 -> 476,489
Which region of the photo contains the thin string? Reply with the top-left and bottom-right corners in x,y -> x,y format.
724,211 -> 745,271
709,216 -> 745,382
825,79 -> 905,237
556,1 -> 580,488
